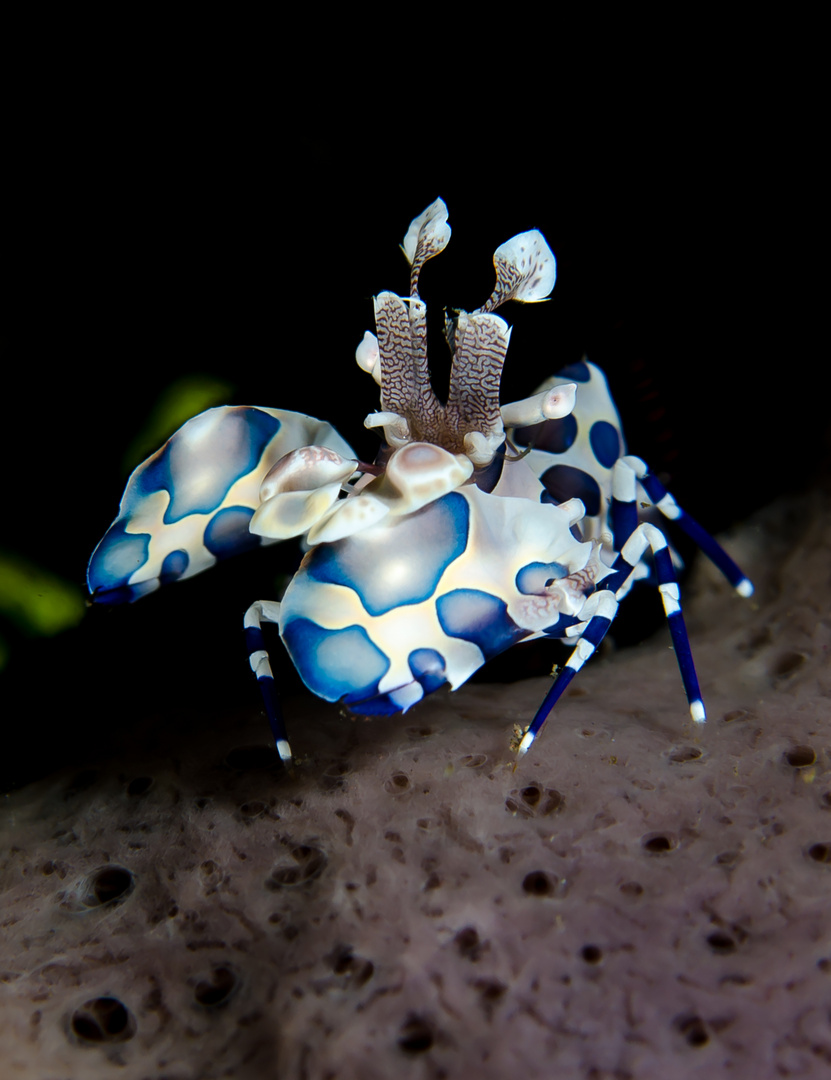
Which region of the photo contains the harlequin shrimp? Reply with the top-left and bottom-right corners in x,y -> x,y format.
88,200 -> 753,765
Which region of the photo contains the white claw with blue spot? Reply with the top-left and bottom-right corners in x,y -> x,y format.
88,200 -> 754,766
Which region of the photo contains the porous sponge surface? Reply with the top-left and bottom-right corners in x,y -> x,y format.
1,494 -> 830,1079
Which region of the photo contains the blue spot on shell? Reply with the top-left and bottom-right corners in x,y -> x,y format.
126,407 -> 281,524
341,693 -> 404,716
589,420 -> 621,468
515,562 -> 568,595
204,507 -> 261,558
472,443 -> 505,493
514,413 -> 578,454
282,618 -> 390,703
539,465 -> 601,517
308,493 -> 469,617
408,648 -> 447,695
436,589 -> 525,660
554,360 -> 591,382
89,581 -> 159,604
87,519 -> 151,595
160,549 -> 189,583
542,613 -> 581,638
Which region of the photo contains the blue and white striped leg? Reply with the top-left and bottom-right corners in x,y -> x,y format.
607,522 -> 705,724
611,457 -> 639,552
243,600 -> 292,765
619,455 -> 754,598
517,591 -> 618,758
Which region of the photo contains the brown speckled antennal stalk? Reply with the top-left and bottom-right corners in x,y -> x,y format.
445,313 -> 511,456
373,292 -> 444,444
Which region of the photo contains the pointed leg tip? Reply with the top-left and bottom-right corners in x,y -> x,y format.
517,731 -> 535,758
736,578 -> 754,598
690,700 -> 706,724
276,738 -> 293,766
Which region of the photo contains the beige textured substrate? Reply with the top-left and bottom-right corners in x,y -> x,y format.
1,493 -> 829,1079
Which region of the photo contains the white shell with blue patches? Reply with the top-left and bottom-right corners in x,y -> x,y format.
89,407 -> 355,603
279,480 -> 602,715
511,359 -> 624,536
88,200 -> 753,763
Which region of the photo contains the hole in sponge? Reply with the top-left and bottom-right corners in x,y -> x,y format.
266,845 -> 327,888
642,833 -> 676,854
329,946 -> 375,988
192,965 -> 240,1008
384,773 -> 411,794
785,745 -> 816,767
398,1015 -> 434,1054
522,871 -> 553,897
771,651 -> 806,680
63,866 -> 135,911
807,842 -> 831,864
580,944 -> 603,964
675,1015 -> 709,1048
70,997 -> 135,1044
455,927 -> 485,962
707,932 -> 736,954
669,746 -> 703,763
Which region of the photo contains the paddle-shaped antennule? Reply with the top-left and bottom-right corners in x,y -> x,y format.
476,229 -> 557,313
401,197 -> 452,298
